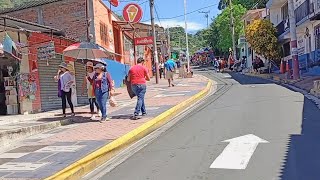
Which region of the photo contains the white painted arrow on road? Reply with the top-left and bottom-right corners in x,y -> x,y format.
210,134 -> 269,170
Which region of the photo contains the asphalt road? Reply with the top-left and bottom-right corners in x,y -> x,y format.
88,71 -> 320,180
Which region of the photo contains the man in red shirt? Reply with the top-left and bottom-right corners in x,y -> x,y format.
128,57 -> 151,120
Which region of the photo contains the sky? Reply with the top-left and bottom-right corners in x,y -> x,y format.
104,0 -> 220,33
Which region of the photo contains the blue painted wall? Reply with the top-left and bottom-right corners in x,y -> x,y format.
102,59 -> 130,88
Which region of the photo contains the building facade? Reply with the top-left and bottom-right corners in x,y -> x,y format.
239,9 -> 268,68
267,0 -> 320,73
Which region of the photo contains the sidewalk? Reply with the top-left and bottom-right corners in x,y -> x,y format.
246,72 -> 320,92
0,86 -> 133,148
0,74 -> 211,180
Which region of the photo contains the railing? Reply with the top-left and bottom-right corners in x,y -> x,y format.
276,19 -> 290,37
310,0 -> 320,17
295,0 -> 310,23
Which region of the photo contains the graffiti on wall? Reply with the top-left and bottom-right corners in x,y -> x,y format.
18,73 -> 37,101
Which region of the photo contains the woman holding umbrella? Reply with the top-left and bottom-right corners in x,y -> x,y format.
87,63 -> 113,122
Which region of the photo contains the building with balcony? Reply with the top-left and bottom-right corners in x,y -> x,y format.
267,0 -> 320,72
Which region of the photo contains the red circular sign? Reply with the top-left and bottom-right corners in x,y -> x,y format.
123,3 -> 143,23
109,0 -> 119,7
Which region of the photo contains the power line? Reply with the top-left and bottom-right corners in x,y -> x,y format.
154,4 -> 162,27
142,3 -> 217,22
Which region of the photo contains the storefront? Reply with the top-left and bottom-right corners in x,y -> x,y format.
0,36 -> 21,115
28,32 -> 77,112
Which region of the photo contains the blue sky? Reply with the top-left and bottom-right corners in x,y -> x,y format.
105,0 -> 220,32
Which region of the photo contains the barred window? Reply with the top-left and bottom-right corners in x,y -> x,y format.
100,22 -> 108,45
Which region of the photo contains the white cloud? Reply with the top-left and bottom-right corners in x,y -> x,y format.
155,20 -> 205,32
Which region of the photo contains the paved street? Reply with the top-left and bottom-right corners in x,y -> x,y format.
0,74 -> 209,180
93,71 -> 320,180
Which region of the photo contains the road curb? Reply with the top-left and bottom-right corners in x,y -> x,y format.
44,79 -> 213,180
0,119 -> 72,147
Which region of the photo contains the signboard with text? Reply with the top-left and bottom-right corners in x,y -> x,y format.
134,36 -> 154,45
37,42 -> 55,61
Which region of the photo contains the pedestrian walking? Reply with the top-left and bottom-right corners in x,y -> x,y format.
87,63 -> 113,122
164,56 -> 176,87
82,61 -> 100,119
127,57 -> 150,120
159,61 -> 165,79
55,62 -> 75,117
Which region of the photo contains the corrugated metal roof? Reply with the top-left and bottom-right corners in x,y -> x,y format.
0,0 -> 63,14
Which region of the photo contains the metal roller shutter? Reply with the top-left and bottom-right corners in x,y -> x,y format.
37,55 -> 63,111
75,62 -> 88,105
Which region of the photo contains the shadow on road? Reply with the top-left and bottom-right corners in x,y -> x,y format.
279,97 -> 320,180
229,73 -> 274,85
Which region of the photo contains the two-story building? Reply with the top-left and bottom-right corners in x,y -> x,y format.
238,8 -> 268,68
0,0 -> 166,111
267,0 -> 320,72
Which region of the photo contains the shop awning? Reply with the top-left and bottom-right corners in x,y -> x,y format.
0,15 -> 64,36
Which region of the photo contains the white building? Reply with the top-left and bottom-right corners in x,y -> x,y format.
238,9 -> 268,68
267,0 -> 320,72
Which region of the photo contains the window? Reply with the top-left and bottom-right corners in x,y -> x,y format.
100,22 -> 108,45
281,3 -> 289,21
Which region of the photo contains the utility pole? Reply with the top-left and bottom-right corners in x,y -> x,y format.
184,0 -> 190,72
229,0 -> 237,62
199,11 -> 210,28
288,0 -> 300,79
85,0 -> 90,42
149,0 -> 160,83
167,26 -> 171,57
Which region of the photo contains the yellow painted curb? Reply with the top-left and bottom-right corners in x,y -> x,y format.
44,79 -> 213,180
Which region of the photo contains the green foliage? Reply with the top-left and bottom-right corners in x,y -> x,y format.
207,4 -> 246,53
245,19 -> 281,61
168,4 -> 246,56
168,26 -> 207,55
0,0 -> 48,9
0,0 -> 14,9
218,0 -> 268,10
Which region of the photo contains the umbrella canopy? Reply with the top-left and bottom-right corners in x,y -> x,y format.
63,42 -> 114,64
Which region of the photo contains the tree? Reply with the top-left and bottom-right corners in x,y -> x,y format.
207,4 -> 246,53
218,0 -> 268,10
245,19 -> 281,61
0,0 -> 14,9
168,27 -> 207,55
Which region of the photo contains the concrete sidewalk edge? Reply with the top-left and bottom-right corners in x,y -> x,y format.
0,119 -> 72,147
44,79 -> 213,180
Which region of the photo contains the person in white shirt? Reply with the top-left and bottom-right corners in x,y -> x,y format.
82,61 -> 100,119
159,61 -> 165,79
55,62 -> 75,117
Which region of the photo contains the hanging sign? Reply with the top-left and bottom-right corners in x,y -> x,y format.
134,36 -> 154,45
37,41 -> 55,61
109,0 -> 119,7
3,34 -> 22,60
123,3 -> 143,23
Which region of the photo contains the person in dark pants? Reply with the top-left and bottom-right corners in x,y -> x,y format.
87,63 -> 113,122
128,57 -> 151,120
55,62 -> 75,117
159,61 -> 165,79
